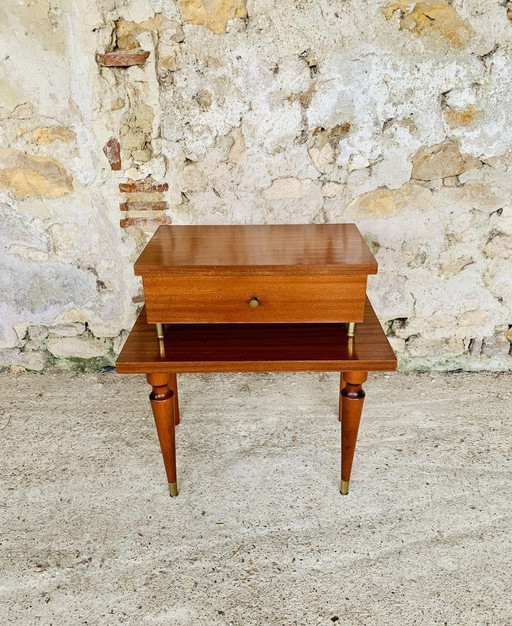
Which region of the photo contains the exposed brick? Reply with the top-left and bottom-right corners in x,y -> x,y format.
103,138 -> 121,170
120,201 -> 168,211
97,51 -> 150,67
120,216 -> 172,228
119,181 -> 169,193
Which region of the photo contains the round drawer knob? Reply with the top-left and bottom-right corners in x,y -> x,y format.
249,297 -> 259,308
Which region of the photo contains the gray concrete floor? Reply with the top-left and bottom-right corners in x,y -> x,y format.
0,371 -> 511,625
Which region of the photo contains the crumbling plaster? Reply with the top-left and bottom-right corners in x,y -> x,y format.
0,0 -> 511,371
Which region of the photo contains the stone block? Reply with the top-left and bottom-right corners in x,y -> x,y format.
161,56 -> 178,71
469,338 -> 483,357
49,323 -> 86,337
176,0 -> 248,34
481,332 -> 511,357
13,323 -> 29,341
97,51 -> 150,67
47,336 -> 110,359
111,98 -> 125,111
262,177 -> 305,201
31,126 -> 76,144
384,1 -> 474,47
445,108 -> 479,128
411,141 -> 480,181
0,149 -> 73,198
27,326 -> 49,341
228,127 -> 247,167
308,140 -> 334,173
0,349 -> 47,371
407,336 -> 465,358
344,183 -> 433,219
0,258 -> 96,340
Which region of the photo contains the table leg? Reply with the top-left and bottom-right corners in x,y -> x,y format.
168,373 -> 180,425
338,373 -> 346,422
340,371 -> 367,495
146,373 -> 178,497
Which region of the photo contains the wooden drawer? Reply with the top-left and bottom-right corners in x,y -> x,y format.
142,274 -> 367,324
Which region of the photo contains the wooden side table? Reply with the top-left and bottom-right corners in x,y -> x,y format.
116,299 -> 397,497
117,224 -> 395,497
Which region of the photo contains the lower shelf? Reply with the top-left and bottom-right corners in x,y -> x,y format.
116,297 -> 397,374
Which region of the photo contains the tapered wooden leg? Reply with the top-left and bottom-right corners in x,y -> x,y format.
147,373 -> 178,496
340,371 -> 368,495
338,373 -> 346,422
168,373 -> 180,425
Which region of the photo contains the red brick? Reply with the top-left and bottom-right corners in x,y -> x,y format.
119,181 -> 169,193
97,51 -> 150,67
120,201 -> 168,212
103,138 -> 121,170
120,216 -> 172,228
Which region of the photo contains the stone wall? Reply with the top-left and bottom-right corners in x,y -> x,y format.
1,0 -> 511,372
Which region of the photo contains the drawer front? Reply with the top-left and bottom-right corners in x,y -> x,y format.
143,275 -> 367,323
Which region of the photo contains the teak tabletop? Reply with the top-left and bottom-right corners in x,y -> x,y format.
134,224 -> 378,276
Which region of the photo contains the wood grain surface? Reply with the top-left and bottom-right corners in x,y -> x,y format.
116,298 -> 397,374
134,224 -> 378,276
142,274 -> 367,323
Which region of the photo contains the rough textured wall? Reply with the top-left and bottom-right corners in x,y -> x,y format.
1,0 -> 511,371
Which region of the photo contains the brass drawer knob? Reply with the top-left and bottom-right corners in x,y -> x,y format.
249,297 -> 259,308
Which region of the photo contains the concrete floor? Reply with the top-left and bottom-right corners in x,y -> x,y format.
0,371 -> 511,625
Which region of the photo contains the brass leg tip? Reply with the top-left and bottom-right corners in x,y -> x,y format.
156,323 -> 164,340
169,482 -> 178,497
347,323 -> 356,338
340,480 -> 350,495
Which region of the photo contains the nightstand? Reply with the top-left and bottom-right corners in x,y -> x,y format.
117,224 -> 396,497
